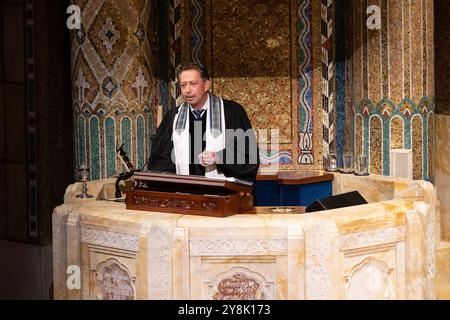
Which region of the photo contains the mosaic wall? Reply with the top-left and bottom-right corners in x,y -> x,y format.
321,0 -> 336,167
177,0 -> 323,169
72,0 -> 158,180
169,0 -> 183,107
353,97 -> 432,179
344,0 -> 434,180
70,0 -> 436,178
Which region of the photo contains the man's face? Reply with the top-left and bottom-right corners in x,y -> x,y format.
178,69 -> 211,109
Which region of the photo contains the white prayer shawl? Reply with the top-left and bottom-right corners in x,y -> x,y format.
172,93 -> 226,178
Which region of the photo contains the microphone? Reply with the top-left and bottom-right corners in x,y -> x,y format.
117,144 -> 134,172
115,144 -> 136,199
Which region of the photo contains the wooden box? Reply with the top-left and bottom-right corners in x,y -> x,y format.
125,172 -> 255,217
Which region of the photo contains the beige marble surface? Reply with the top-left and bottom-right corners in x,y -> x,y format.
53,176 -> 437,300
437,241 -> 450,299
436,114 -> 450,240
333,173 -> 439,244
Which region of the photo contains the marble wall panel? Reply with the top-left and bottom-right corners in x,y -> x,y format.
435,115 -> 450,240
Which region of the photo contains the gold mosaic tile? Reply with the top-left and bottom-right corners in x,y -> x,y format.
367,11 -> 382,101
355,115 -> 363,165
352,0 -> 363,102
411,0 -> 423,102
411,115 -> 423,179
390,116 -> 404,149
88,1 -> 129,70
369,116 -> 382,174
387,1 -> 403,104
426,0 -> 434,99
210,0 -> 292,145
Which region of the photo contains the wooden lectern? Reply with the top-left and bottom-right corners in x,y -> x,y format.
125,172 -> 255,217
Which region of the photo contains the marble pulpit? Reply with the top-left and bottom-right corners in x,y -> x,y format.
52,173 -> 437,300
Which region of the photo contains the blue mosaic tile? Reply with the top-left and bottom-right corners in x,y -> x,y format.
148,113 -> 154,156
90,117 -> 100,180
121,117 -> 132,170
105,117 -> 116,177
137,116 -> 145,170
78,116 -> 86,166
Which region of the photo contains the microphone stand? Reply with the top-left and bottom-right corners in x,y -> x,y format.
115,144 -> 138,199
115,171 -> 134,199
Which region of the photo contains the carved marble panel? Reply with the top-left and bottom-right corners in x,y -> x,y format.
346,257 -> 393,300
81,227 -> 139,252
340,226 -> 405,251
303,219 -> 341,299
189,239 -> 287,256
148,225 -> 172,300
95,258 -> 136,300
208,267 -> 274,300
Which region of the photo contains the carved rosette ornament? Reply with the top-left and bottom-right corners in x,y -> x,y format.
214,273 -> 266,300
95,259 -> 135,300
209,267 -> 273,300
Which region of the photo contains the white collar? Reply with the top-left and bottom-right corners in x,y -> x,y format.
189,94 -> 209,112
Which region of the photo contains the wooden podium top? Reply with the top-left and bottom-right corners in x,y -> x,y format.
256,170 -> 334,185
132,171 -> 253,194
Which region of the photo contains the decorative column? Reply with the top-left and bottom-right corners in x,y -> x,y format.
71,0 -> 158,179
347,0 -> 434,180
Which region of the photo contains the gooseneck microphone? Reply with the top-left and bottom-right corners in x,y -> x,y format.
115,144 -> 137,199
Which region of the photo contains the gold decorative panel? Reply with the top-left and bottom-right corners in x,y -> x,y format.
209,0 -> 292,145
390,116 -> 404,150
370,116 -> 382,175
355,115 -> 363,166
412,115 -> 423,180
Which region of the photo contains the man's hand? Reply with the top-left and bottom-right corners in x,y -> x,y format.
198,151 -> 216,168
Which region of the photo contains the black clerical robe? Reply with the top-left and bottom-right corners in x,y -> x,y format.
148,99 -> 260,182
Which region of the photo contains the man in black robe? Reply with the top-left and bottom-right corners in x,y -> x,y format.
148,62 -> 259,182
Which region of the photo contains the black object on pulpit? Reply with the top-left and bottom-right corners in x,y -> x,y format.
305,191 -> 368,213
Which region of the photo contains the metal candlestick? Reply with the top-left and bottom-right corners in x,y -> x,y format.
77,163 -> 94,199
